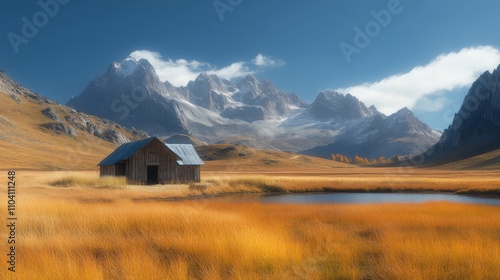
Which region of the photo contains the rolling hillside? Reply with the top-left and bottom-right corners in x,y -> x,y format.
0,72 -> 147,170
433,149 -> 500,170
197,144 -> 353,172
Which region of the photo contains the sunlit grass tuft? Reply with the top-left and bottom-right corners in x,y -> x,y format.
48,174 -> 127,189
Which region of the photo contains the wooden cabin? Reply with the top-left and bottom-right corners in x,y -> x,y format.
98,137 -> 204,184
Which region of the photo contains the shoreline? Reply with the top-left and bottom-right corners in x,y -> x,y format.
130,188 -> 500,203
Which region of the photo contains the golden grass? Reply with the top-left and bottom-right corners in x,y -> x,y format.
48,174 -> 127,189
13,169 -> 500,203
200,168 -> 500,197
1,170 -> 499,279
0,190 -> 499,279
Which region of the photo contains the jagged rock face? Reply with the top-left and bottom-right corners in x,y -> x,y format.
221,106 -> 266,122
381,108 -> 437,138
186,74 -> 237,111
40,109 -> 134,144
0,71 -> 147,145
301,107 -> 441,159
308,91 -> 378,120
42,108 -> 60,121
41,122 -> 77,136
234,75 -> 307,119
102,129 -> 129,144
426,66 -> 500,161
183,73 -> 306,121
67,58 -> 187,135
0,72 -> 54,104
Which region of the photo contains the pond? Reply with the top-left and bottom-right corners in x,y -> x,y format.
223,193 -> 500,206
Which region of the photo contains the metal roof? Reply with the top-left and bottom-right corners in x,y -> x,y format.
165,144 -> 205,166
99,138 -> 204,166
98,137 -> 158,166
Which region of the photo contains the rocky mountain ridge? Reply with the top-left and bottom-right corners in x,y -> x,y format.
418,65 -> 500,164
0,71 -> 148,145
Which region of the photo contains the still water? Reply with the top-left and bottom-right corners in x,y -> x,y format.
228,193 -> 500,205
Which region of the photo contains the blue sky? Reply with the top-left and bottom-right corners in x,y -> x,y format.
2,0 -> 500,130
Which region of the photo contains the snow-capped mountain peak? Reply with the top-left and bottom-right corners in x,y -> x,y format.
308,91 -> 377,120
112,57 -> 140,78
394,107 -> 413,116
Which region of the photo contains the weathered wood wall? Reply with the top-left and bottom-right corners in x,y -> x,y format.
127,139 -> 175,183
100,165 -> 115,177
177,166 -> 201,182
100,139 -> 201,184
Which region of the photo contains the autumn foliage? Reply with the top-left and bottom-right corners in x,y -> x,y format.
332,154 -> 403,165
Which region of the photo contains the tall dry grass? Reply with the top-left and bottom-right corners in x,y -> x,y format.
1,170 -> 498,279
203,174 -> 500,196
0,190 -> 499,279
48,173 -> 127,189
30,171 -> 500,200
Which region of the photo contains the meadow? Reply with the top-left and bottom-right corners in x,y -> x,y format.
0,170 -> 499,279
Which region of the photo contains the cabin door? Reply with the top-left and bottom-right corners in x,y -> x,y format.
146,165 -> 159,185
116,162 -> 127,176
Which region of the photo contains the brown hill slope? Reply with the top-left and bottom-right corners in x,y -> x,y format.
197,144 -> 353,172
0,73 -> 147,170
434,148 -> 500,170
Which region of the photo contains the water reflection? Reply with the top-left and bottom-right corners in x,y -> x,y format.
228,193 -> 500,205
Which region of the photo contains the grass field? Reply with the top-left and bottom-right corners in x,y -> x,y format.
0,170 -> 499,279
19,168 -> 500,200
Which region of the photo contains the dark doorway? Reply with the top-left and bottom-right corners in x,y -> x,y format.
116,162 -> 127,176
147,165 -> 159,185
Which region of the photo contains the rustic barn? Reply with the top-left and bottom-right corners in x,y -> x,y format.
98,137 -> 204,184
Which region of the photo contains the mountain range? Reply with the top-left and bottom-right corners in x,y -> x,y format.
67,57 -> 441,159
2,58 -> 500,169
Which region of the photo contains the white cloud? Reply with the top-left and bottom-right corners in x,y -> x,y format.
207,62 -> 252,80
252,53 -> 285,67
129,50 -> 284,86
336,46 -> 500,114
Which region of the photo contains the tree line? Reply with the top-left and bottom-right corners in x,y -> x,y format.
331,154 -> 404,165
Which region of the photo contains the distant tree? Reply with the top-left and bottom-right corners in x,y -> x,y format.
332,153 -> 353,164
353,156 -> 367,164
333,154 -> 402,165
378,156 -> 387,164
331,154 -> 339,161
342,155 -> 352,164
391,155 -> 403,163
